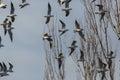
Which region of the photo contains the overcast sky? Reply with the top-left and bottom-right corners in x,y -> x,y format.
0,0 -> 120,80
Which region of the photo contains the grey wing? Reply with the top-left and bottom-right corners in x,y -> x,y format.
2,62 -> 7,72
80,49 -> 84,59
8,30 -> 13,42
9,62 -> 13,69
75,20 -> 80,29
69,48 -> 74,56
0,62 -> 3,71
3,26 -> 7,35
65,1 -> 69,8
45,17 -> 50,24
10,1 -> 15,14
59,19 -> 65,28
58,0 -> 60,5
3,18 -> 8,23
100,12 -> 105,21
58,59 -> 62,69
79,31 -> 86,41
22,0 -> 26,3
0,36 -> 1,44
71,40 -> 76,45
48,2 -> 51,15
59,31 -> 65,36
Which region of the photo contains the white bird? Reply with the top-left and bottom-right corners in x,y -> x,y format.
44,2 -> 54,24
0,0 -> 7,9
0,36 -> 4,48
59,19 -> 69,36
19,0 -> 29,9
7,1 -> 17,22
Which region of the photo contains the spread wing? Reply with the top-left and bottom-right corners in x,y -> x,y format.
10,1 -> 15,14
59,19 -> 65,29
0,36 -> 2,44
48,2 -> 51,15
75,20 -> 80,29
71,40 -> 76,46
22,0 -> 26,3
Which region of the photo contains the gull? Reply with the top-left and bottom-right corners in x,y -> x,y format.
96,62 -> 108,80
95,4 -> 107,21
44,2 -> 54,24
77,49 -> 85,62
43,33 -> 53,48
106,51 -> 115,59
55,53 -> 64,69
58,0 -> 65,5
7,1 -> 17,22
74,20 -> 86,41
62,0 -> 72,16
106,51 -> 115,69
96,62 -> 108,73
0,0 -> 7,9
0,62 -> 9,77
0,18 -> 9,35
96,57 -> 108,73
6,21 -> 14,42
19,0 -> 29,9
68,40 -> 78,56
95,10 -> 107,21
7,63 -> 13,72
0,36 -> 4,48
59,19 -> 69,36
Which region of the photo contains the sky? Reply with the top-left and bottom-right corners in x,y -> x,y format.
0,0 -> 119,80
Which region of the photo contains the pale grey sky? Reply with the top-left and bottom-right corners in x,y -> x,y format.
0,0 -> 119,80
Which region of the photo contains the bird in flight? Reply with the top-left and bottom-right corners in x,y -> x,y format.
7,1 -> 17,22
43,33 -> 53,48
0,18 -> 9,35
59,19 -> 69,36
7,62 -> 13,72
95,4 -> 107,21
19,0 -> 29,9
44,2 -> 54,24
62,0 -> 72,16
0,62 -> 9,77
68,40 -> 78,56
55,53 -> 64,69
5,21 -> 14,42
0,0 -> 7,9
74,20 -> 86,41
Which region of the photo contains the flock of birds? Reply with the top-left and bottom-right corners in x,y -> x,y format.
0,0 -> 29,77
43,0 -> 116,79
0,62 -> 13,77
0,0 -> 29,48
